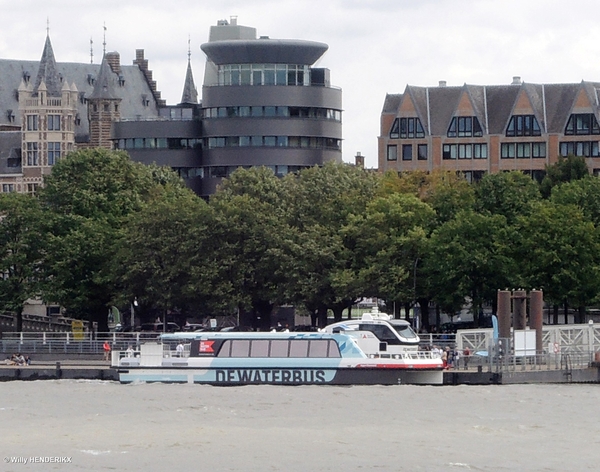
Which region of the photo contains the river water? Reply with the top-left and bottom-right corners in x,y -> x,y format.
1,380 -> 598,471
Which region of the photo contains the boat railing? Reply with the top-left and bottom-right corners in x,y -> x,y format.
368,351 -> 441,360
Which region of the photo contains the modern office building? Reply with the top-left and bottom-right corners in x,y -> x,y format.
379,78 -> 600,181
0,18 -> 342,197
197,18 -> 342,195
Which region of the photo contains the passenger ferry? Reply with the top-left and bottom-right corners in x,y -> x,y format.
112,330 -> 443,385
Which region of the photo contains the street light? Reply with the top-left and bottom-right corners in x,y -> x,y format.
130,298 -> 138,330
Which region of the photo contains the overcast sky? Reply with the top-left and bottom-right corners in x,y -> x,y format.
1,0 -> 599,168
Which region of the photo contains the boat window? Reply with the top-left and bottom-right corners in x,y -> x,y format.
359,324 -> 402,345
394,324 -> 418,339
270,340 -> 289,357
216,340 -> 232,357
289,340 -> 309,357
250,340 -> 270,357
308,340 -> 329,357
230,340 -> 250,357
327,340 -> 341,358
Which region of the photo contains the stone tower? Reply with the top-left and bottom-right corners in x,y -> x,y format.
87,53 -> 122,149
18,33 -> 78,193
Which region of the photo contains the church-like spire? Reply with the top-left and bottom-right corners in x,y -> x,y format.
180,38 -> 198,105
33,33 -> 61,96
88,54 -> 119,100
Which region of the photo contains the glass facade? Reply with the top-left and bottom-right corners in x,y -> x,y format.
218,64 -> 310,86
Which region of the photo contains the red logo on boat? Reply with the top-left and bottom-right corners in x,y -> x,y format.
199,341 -> 215,353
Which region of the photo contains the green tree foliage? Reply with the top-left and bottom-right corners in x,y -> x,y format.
346,193 -> 435,311
550,175 -> 600,226
115,187 -> 224,323
514,200 -> 600,317
540,154 -> 589,198
426,210 -> 517,326
39,148 -> 184,331
286,163 -> 379,326
474,171 -> 541,223
209,167 -> 300,329
0,193 -> 44,331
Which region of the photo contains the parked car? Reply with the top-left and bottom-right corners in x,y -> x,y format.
140,322 -> 181,333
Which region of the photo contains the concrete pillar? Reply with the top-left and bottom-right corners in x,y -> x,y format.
497,290 -> 512,339
530,290 -> 543,354
512,290 -> 527,331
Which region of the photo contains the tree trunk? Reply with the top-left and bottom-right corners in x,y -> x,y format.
404,302 -> 411,323
347,304 -> 352,320
252,300 -> 274,331
418,298 -> 431,333
578,306 -> 586,324
317,305 -> 328,328
564,301 -> 568,325
332,306 -> 344,323
435,304 -> 441,333
553,304 -> 559,325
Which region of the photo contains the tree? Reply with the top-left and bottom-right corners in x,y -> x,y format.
39,148 -> 185,331
514,200 -> 600,323
115,186 -> 226,325
287,163 -> 379,326
426,210 -> 517,326
474,171 -> 541,223
209,167 -> 300,330
540,154 -> 589,198
0,193 -> 44,331
345,192 -> 435,319
550,175 -> 600,226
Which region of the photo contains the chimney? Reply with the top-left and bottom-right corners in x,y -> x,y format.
355,151 -> 365,169
230,16 -> 238,26
439,80 -> 447,87
511,76 -> 522,85
106,52 -> 121,74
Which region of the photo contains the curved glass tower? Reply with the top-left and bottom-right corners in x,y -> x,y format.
200,18 -> 342,195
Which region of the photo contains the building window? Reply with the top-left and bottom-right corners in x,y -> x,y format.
2,184 -> 15,193
402,144 -> 412,161
47,114 -> 61,131
506,115 -> 541,137
516,142 -> 531,158
417,144 -> 427,160
532,142 -> 546,158
390,119 -> 399,139
387,144 -> 397,161
26,115 -> 38,131
473,143 -> 488,159
565,114 -> 600,135
399,117 -> 425,139
48,142 -> 61,165
26,142 -> 38,165
501,143 -> 515,159
560,141 -> 600,157
447,116 -> 483,137
442,144 -> 457,159
458,144 -> 472,159
26,183 -> 39,194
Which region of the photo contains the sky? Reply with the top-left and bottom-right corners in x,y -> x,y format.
1,0 -> 600,169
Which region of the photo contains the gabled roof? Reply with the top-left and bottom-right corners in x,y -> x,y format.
33,35 -> 61,97
382,94 -> 402,114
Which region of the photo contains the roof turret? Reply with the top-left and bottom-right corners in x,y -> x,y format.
88,54 -> 119,100
180,57 -> 198,105
33,34 -> 61,96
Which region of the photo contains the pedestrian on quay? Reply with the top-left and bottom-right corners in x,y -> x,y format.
103,341 -> 111,361
463,347 -> 471,370
176,342 -> 184,357
453,347 -> 460,370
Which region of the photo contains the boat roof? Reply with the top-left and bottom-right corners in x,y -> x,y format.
160,331 -> 342,341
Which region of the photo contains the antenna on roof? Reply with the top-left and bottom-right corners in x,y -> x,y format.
90,37 -> 94,64
103,22 -> 107,55
46,17 -> 50,36
188,35 -> 191,62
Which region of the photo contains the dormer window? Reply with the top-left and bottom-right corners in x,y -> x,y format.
390,117 -> 425,139
565,113 -> 600,135
141,94 -> 150,107
506,115 -> 541,137
447,116 -> 483,137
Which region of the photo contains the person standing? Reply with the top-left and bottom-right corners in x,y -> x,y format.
103,341 -> 111,361
176,342 -> 184,357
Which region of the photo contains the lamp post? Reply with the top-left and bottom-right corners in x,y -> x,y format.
413,257 -> 420,329
130,298 -> 138,330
